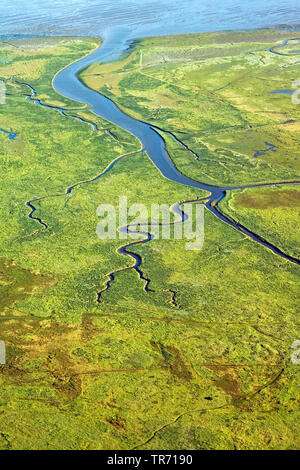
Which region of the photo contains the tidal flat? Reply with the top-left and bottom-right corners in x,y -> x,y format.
0,30 -> 299,450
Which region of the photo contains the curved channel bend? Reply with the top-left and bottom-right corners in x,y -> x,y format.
50,35 -> 300,267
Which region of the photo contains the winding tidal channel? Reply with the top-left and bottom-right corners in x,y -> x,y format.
23,34 -> 300,300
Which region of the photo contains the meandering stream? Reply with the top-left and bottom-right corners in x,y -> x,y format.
52,36 -> 300,264
22,34 -> 300,300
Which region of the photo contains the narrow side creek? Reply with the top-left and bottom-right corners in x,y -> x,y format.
22,35 -> 300,301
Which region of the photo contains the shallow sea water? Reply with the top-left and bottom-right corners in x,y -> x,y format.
0,0 -> 299,40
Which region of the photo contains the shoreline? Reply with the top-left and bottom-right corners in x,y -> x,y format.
2,24 -> 300,47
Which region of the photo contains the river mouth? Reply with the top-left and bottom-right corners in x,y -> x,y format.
1,5 -> 300,452
50,32 -> 300,267
53,36 -> 223,196
8,30 -> 299,301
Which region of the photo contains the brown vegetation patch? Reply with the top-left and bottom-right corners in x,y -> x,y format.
206,364 -> 242,399
151,341 -> 193,381
235,190 -> 300,210
52,374 -> 82,400
0,258 -> 55,312
105,416 -> 126,432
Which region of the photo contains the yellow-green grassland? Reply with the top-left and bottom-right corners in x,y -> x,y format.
0,30 -> 299,450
